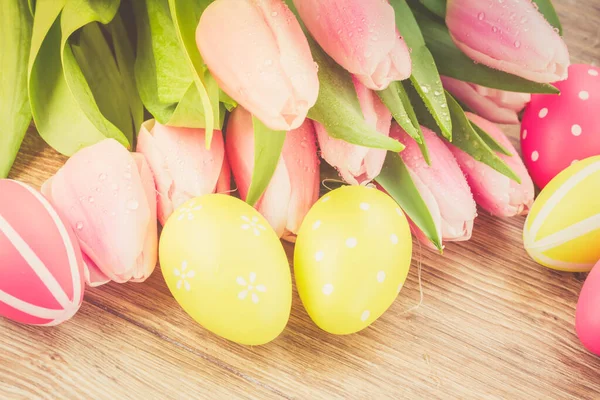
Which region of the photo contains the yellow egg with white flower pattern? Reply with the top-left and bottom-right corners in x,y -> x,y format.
294,186 -> 412,335
159,194 -> 292,345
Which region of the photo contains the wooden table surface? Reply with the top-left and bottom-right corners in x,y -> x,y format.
3,2 -> 600,399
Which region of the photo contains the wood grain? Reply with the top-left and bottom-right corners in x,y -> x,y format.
3,1 -> 600,398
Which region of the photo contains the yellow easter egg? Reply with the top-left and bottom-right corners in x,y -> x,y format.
294,186 -> 412,335
159,194 -> 292,345
524,156 -> 600,272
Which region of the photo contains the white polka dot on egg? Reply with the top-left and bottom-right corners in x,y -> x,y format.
322,283 -> 334,296
377,271 -> 386,283
390,234 -> 398,245
531,151 -> 539,162
571,124 -> 582,136
312,220 -> 321,230
589,69 -> 599,77
579,91 -> 590,100
539,108 -> 548,118
315,251 -> 324,262
345,237 -> 358,248
361,310 -> 370,322
522,129 -> 527,140
360,202 -> 370,211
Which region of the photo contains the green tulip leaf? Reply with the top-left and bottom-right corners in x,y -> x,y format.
246,116 -> 287,207
109,11 -> 144,136
418,0 -> 445,19
410,4 -> 559,94
132,0 -> 210,129
406,83 -> 520,182
390,0 -> 452,140
378,81 -> 430,164
70,22 -> 135,144
376,152 -> 442,251
285,0 -> 404,152
28,0 -> 36,15
29,0 -> 130,156
1,0 -> 32,178
532,0 -> 563,35
168,0 -> 219,147
471,121 -> 512,157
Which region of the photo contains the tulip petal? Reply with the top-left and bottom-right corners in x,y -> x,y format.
317,78 -> 391,185
392,124 -> 476,242
294,0 -> 411,90
197,0 -> 318,130
446,0 -> 570,83
42,139 -> 157,284
441,76 -> 529,125
136,120 -> 225,225
449,113 -> 534,217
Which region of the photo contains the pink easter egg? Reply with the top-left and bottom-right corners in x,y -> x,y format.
521,64 -> 600,188
576,260 -> 600,356
0,179 -> 85,326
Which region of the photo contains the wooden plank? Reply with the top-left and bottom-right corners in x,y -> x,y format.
0,303 -> 285,399
3,0 -> 600,398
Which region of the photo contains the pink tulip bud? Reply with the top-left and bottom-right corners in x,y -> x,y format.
136,120 -> 229,226
392,123 -> 477,247
226,107 -> 320,242
197,0 -> 319,131
41,139 -> 158,287
293,0 -> 411,90
446,0 -> 570,83
448,113 -> 534,217
441,76 -> 530,125
315,76 -> 391,185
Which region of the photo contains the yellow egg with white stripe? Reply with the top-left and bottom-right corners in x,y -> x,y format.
294,186 -> 412,335
524,156 -> 600,272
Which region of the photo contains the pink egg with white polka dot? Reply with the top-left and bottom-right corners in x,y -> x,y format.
521,64 -> 600,188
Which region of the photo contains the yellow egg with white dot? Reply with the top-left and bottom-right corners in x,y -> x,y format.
524,156 -> 600,272
159,194 -> 292,345
294,186 -> 412,335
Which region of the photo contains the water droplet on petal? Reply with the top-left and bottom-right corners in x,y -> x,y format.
477,12 -> 485,21
124,172 -> 132,180
88,197 -> 95,204
99,173 -> 107,181
127,199 -> 139,211
514,40 -> 521,48
76,222 -> 84,231
271,11 -> 278,17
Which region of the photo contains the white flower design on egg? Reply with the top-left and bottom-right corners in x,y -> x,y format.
177,201 -> 202,221
241,215 -> 267,236
174,261 -> 195,291
237,272 -> 267,304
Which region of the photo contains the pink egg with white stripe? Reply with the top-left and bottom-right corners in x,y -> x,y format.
521,64 -> 600,188
0,180 -> 85,325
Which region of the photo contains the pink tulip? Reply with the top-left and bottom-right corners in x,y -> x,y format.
315,77 -> 391,185
448,113 -> 534,217
196,0 -> 319,131
136,120 -> 229,225
446,0 -> 570,83
391,123 -> 477,248
226,107 -> 320,242
41,139 -> 158,287
293,0 -> 411,90
441,76 -> 530,124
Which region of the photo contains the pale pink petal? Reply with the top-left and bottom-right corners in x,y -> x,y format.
449,113 -> 534,217
197,0 -> 318,130
441,76 -> 526,124
216,152 -> 231,194
294,0 -> 411,90
391,124 -> 476,242
446,0 -> 570,83
281,120 -> 320,240
316,77 -> 391,185
136,120 -> 225,225
42,139 -> 157,284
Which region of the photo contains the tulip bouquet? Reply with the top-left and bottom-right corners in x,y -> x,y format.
3,0 -> 569,253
